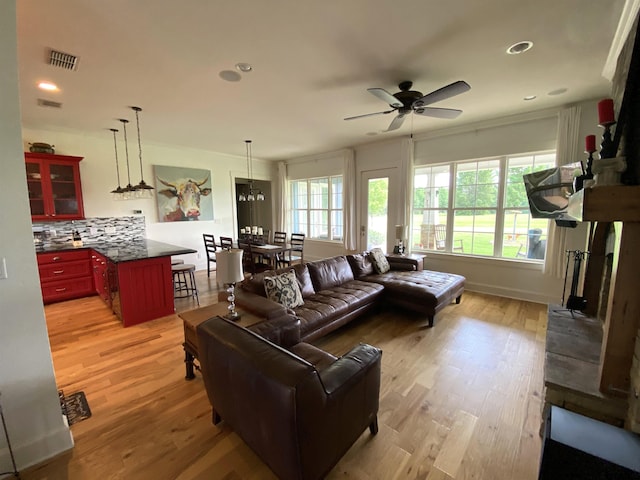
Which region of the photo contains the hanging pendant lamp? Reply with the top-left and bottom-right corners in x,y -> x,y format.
119,118 -> 136,200
238,140 -> 265,202
131,106 -> 154,198
109,128 -> 125,200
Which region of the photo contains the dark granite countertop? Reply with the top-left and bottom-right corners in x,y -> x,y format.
35,239 -> 196,263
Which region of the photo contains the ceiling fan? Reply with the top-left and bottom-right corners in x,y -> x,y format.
344,80 -> 471,131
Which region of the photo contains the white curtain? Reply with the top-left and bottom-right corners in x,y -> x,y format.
343,149 -> 357,250
544,106 -> 581,278
401,137 -> 414,252
275,161 -> 288,233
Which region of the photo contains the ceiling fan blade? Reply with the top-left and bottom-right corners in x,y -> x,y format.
368,88 -> 403,108
386,113 -> 406,131
413,80 -> 471,107
414,107 -> 463,119
344,109 -> 395,121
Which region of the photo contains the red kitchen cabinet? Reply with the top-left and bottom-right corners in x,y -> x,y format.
113,256 -> 174,327
37,249 -> 94,303
25,152 -> 85,221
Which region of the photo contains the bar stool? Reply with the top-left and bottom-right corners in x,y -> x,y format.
171,258 -> 184,265
172,263 -> 199,305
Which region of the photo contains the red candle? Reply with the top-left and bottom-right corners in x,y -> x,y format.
585,134 -> 596,152
597,98 -> 615,125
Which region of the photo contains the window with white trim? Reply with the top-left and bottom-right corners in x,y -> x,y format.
290,176 -> 343,241
411,151 -> 555,260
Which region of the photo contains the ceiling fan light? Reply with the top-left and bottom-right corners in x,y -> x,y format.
256,191 -> 265,201
238,192 -> 247,202
247,192 -> 255,202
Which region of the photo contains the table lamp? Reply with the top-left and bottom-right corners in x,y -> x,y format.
394,225 -> 408,254
216,248 -> 245,320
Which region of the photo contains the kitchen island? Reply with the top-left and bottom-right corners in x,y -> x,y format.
36,239 -> 196,327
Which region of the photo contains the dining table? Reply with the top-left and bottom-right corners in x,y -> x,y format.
217,240 -> 291,269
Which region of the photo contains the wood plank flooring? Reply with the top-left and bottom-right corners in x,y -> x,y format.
23,269 -> 548,480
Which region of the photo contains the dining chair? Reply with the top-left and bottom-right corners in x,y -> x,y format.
202,234 -> 217,278
281,232 -> 304,267
219,236 -> 233,250
290,233 -> 305,265
238,238 -> 270,275
273,231 -> 287,268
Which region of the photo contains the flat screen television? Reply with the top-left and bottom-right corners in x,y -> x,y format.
523,164 -> 579,224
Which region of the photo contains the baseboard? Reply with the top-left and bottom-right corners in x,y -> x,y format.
0,422 -> 74,472
465,281 -> 557,305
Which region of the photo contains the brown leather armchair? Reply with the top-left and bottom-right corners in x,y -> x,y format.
197,316 -> 382,480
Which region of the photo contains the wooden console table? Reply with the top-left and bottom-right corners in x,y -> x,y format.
179,302 -> 263,380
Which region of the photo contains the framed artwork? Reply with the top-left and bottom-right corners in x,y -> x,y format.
154,165 -> 213,222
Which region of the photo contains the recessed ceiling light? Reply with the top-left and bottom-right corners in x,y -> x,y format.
235,63 -> 253,73
548,88 -> 568,96
219,70 -> 242,82
524,95 -> 537,101
38,81 -> 58,91
507,41 -> 533,55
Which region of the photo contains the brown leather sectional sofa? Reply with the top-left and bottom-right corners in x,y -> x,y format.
196,254 -> 464,479
236,253 -> 465,337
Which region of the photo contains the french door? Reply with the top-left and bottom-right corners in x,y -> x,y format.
360,168 -> 399,253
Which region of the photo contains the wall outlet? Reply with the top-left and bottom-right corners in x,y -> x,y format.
105,226 -> 116,234
90,227 -> 99,235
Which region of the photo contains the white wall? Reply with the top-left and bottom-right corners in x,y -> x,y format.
22,128 -> 278,271
0,1 -> 75,471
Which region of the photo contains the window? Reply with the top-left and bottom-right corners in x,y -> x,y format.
290,176 -> 343,241
412,151 -> 555,260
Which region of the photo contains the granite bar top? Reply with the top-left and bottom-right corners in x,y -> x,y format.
35,239 -> 196,263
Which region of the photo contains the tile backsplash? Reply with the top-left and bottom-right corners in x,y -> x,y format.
33,216 -> 146,248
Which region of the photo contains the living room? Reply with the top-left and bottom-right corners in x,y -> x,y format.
3,0 -> 640,478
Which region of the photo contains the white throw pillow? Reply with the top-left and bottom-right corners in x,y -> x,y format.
369,248 -> 390,274
263,270 -> 304,309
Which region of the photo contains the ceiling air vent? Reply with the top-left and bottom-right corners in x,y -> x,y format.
37,98 -> 63,108
48,49 -> 78,71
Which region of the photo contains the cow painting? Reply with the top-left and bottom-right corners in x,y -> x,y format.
154,166 -> 213,222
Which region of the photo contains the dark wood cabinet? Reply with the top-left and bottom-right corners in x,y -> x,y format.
37,249 -> 95,303
25,152 -> 85,221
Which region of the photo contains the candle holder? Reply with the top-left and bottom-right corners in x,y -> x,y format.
598,121 -> 617,159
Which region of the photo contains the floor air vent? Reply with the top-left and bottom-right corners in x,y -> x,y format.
38,98 -> 63,108
48,49 -> 78,71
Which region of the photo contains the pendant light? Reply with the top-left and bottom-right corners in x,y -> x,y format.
119,118 -> 136,200
238,140 -> 264,202
109,128 -> 125,200
131,106 -> 154,199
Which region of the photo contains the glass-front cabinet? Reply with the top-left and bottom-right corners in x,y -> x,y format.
25,152 -> 85,221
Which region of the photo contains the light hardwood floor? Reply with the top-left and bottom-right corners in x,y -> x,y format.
23,269 -> 548,480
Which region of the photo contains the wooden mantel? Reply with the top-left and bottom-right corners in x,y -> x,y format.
573,185 -> 640,397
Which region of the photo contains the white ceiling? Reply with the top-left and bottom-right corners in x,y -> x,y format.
16,0 -> 626,161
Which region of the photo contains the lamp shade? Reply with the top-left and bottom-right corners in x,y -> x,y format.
216,249 -> 244,284
395,225 -> 408,240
